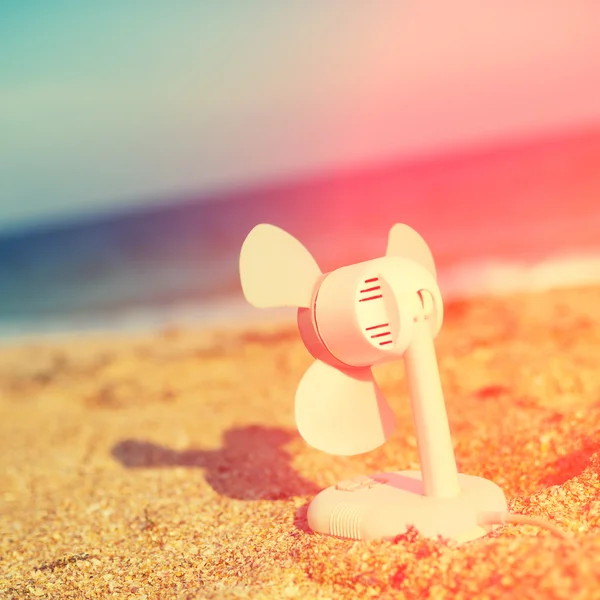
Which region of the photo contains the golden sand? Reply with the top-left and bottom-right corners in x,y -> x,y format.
1,286 -> 600,599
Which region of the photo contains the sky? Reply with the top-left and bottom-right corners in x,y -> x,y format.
1,1 -> 600,232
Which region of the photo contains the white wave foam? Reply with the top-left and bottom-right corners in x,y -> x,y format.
2,253 -> 600,343
438,253 -> 600,300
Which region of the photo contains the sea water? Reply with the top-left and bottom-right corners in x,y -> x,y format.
1,129 -> 600,341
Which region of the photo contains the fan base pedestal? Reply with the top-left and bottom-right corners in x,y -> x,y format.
306,470 -> 508,543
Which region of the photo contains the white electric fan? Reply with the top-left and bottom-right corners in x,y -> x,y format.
239,223 -> 509,543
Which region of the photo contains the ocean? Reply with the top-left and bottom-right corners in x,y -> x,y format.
2,127 -> 600,340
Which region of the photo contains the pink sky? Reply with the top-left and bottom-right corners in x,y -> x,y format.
2,2 -> 600,229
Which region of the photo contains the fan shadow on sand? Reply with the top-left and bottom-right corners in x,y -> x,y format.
111,425 -> 321,501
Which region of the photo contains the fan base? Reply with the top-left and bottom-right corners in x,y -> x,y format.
306,470 -> 508,543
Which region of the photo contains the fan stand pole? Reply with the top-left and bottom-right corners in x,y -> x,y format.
304,307 -> 509,542
403,318 -> 461,498
304,300 -> 509,543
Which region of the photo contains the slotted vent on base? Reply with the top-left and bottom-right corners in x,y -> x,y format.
329,502 -> 366,540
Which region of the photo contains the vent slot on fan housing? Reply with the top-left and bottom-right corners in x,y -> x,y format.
307,263 -> 414,368
357,276 -> 396,349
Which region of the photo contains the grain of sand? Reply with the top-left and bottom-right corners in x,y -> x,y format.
1,286 -> 600,599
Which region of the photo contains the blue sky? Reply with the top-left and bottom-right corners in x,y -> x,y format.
2,2 -> 600,231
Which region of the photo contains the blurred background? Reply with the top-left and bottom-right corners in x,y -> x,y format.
1,2 -> 600,339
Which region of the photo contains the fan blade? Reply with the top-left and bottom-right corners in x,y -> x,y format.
295,359 -> 396,456
239,224 -> 322,308
385,223 -> 437,279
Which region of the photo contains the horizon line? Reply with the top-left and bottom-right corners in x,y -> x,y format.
1,121 -> 599,239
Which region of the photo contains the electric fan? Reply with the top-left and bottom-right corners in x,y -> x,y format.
239,223 -> 509,543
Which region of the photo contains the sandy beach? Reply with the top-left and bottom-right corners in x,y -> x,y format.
1,285 -> 600,599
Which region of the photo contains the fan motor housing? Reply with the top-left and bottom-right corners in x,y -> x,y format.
297,257 -> 443,369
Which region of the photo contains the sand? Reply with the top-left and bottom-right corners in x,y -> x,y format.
1,285 -> 600,600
